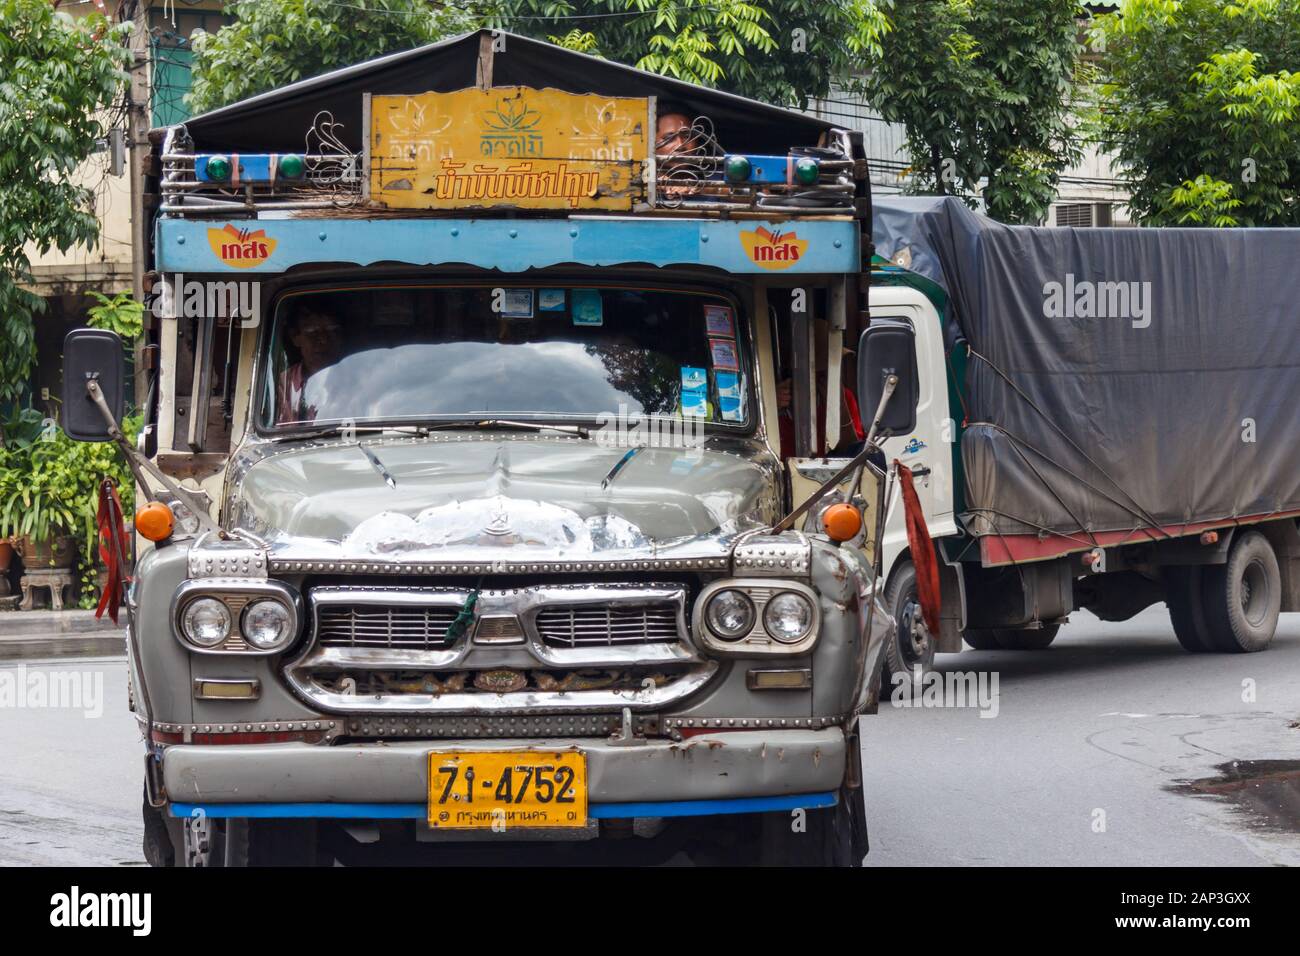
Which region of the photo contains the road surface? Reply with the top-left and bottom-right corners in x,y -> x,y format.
1,606 -> 1296,865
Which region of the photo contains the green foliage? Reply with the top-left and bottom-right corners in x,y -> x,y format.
865,0 -> 1083,224
86,291 -> 145,341
187,0 -> 480,113
497,1 -> 888,108
0,1 -> 131,400
0,404 -> 50,454
1092,0 -> 1300,226
0,417 -> 139,607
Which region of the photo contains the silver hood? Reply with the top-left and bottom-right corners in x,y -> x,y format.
225,432 -> 782,566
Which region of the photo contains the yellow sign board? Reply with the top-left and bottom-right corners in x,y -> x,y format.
368,87 -> 651,211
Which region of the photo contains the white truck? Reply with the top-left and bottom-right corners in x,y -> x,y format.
865,196 -> 1300,676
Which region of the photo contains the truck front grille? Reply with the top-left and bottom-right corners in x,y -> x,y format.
535,603 -> 681,648
316,604 -> 460,650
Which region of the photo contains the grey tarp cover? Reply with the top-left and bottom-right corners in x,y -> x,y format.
873,196 -> 1300,541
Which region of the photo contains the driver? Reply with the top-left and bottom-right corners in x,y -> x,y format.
276,304 -> 344,424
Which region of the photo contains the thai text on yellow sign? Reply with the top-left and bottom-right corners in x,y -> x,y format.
368,87 -> 651,211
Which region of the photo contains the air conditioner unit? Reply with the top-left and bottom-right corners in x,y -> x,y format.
1054,202 -> 1113,227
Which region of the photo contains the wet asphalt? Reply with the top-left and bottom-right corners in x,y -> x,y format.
0,606 -> 1296,866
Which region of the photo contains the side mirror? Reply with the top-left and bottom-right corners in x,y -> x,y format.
63,328 -> 125,442
857,319 -> 918,437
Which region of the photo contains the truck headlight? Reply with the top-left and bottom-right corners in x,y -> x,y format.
705,589 -> 756,640
242,599 -> 294,650
763,591 -> 815,643
181,597 -> 232,647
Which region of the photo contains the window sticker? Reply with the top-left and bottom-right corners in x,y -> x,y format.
571,288 -> 604,326
500,288 -> 534,318
680,366 -> 709,418
709,338 -> 739,371
716,371 -> 744,422
704,303 -> 735,337
539,288 -> 566,312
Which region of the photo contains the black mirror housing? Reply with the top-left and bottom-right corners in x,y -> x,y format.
63,328 -> 125,442
857,319 -> 919,437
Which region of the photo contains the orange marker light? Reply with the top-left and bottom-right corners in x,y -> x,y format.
135,501 -> 175,542
822,503 -> 862,542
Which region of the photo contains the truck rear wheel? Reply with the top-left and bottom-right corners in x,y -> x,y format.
1164,566 -> 1215,653
964,625 -> 1059,650
883,560 -> 935,682
1201,530 -> 1280,653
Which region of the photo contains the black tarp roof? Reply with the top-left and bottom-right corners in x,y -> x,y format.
163,29 -> 835,155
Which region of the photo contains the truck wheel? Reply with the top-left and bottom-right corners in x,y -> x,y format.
758,787 -> 866,867
883,561 -> 934,683
182,815 -> 320,866
964,625 -> 1057,649
142,791 -> 175,867
963,629 -> 1003,650
1164,566 -> 1215,653
993,624 -> 1059,650
1200,530 -> 1281,653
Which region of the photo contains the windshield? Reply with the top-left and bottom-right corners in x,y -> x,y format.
259,285 -> 751,431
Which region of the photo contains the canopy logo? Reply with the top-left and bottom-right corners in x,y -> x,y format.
740,226 -> 808,270
208,224 -> 276,268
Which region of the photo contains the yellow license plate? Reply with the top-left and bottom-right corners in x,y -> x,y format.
426,750 -> 588,829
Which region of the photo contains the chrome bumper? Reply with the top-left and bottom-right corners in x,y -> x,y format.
161,728 -> 846,807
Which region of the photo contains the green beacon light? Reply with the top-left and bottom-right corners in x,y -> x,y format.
278,153 -> 305,179
794,156 -> 820,185
724,154 -> 752,183
205,155 -> 231,181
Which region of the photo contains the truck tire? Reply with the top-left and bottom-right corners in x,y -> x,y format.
1200,530 -> 1281,653
993,624 -> 1059,650
182,815 -> 320,866
963,624 -> 1058,650
142,791 -> 175,867
758,786 -> 866,867
963,628 -> 1002,650
883,560 -> 935,683
1164,566 -> 1215,653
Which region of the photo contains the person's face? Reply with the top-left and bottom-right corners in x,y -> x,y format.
289,311 -> 344,373
656,112 -> 693,156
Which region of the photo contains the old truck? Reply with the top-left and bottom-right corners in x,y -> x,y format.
868,196 -> 1300,676
63,31 -> 917,866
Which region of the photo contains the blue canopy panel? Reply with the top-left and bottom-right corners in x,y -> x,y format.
156,216 -> 859,275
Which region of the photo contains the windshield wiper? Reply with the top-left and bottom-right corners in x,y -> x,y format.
423,419 -> 591,439
269,424 -> 430,442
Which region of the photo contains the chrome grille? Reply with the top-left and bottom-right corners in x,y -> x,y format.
316,604 -> 460,650
535,603 -> 681,648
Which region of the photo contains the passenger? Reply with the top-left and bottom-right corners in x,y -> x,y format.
276,305 -> 344,424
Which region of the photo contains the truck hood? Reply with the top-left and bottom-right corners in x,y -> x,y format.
226,433 -> 781,565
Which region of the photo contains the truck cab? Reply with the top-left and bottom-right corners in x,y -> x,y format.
62,31 -> 914,866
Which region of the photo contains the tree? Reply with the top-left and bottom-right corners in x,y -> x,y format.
1092,0 -> 1300,227
865,0 -> 1083,224
497,0 -> 888,109
187,0 -> 481,114
0,1 -> 130,401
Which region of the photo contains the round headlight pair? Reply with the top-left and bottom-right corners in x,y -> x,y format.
704,588 -> 815,644
180,597 -> 293,650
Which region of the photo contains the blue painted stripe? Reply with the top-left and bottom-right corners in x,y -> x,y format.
589,791 -> 836,819
156,216 -> 859,275
168,791 -> 836,821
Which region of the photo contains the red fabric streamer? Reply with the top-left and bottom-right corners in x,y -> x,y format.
895,462 -> 941,637
95,479 -> 130,625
